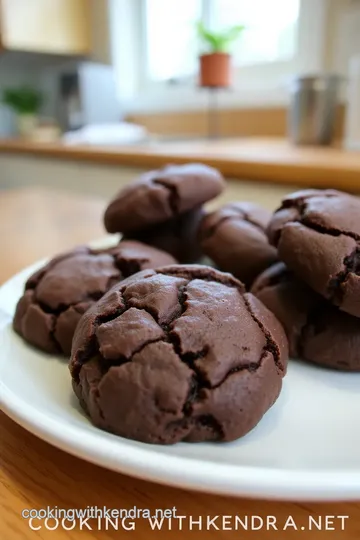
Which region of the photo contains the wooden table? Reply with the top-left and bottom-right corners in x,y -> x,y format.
0,187 -> 359,540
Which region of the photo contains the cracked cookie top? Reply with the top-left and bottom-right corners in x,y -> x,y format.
252,262 -> 360,371
13,241 -> 176,356
103,163 -> 225,234
199,202 -> 278,287
267,189 -> 360,317
70,265 -> 288,444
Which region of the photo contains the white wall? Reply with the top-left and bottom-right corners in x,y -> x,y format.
329,0 -> 360,75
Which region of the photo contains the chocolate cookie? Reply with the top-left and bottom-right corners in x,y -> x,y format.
199,202 -> 278,287
13,241 -> 176,355
104,163 -> 225,233
267,189 -> 360,317
252,262 -> 360,371
70,265 -> 288,444
104,164 -> 225,263
126,208 -> 204,263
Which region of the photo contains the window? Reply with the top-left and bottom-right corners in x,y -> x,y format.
145,0 -> 300,82
112,0 -> 328,111
145,0 -> 202,81
212,0 -> 300,66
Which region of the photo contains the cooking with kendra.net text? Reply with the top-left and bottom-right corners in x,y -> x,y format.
21,506 -> 349,532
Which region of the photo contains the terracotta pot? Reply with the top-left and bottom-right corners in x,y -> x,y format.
199,53 -> 231,88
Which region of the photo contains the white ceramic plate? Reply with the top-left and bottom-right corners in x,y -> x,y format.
1,247 -> 360,501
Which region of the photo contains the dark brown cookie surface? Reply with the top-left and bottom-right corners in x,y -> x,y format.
13,241 -> 176,355
70,265 -> 288,445
104,163 -> 225,234
267,189 -> 360,317
252,262 -> 360,371
199,202 -> 278,287
126,207 -> 204,263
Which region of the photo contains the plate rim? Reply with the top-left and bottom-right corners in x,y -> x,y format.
2,377 -> 360,502
1,248 -> 360,502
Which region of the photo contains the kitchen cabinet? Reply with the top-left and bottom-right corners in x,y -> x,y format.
90,0 -> 111,64
0,0 -> 91,56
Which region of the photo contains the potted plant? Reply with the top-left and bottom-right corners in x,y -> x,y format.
197,22 -> 246,88
2,86 -> 43,139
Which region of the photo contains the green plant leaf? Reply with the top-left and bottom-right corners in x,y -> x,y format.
196,21 -> 219,49
224,25 -> 246,41
2,86 -> 43,114
196,21 -> 246,53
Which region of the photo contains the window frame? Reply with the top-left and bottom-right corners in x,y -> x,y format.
112,0 -> 329,113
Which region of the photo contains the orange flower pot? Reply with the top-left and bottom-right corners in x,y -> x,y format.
199,53 -> 232,88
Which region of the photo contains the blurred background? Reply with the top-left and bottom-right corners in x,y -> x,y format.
0,0 -> 359,198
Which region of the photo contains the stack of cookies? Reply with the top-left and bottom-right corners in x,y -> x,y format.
252,189 -> 360,372
12,163 -> 359,445
104,163 -> 225,262
200,188 -> 360,372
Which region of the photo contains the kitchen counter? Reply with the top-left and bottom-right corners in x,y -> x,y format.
0,137 -> 359,191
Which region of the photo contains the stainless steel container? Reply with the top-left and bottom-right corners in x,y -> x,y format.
288,75 -> 342,146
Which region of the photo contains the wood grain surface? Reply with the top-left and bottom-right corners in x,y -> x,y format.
0,137 -> 359,192
0,187 -> 359,540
